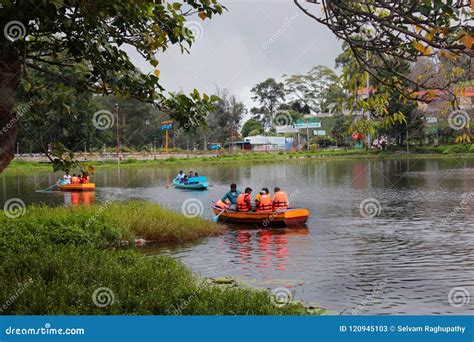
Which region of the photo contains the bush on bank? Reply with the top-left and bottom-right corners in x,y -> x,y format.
0,201 -> 223,254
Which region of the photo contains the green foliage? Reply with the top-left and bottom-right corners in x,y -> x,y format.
241,118 -> 263,137
250,78 -> 286,130
283,65 -> 343,113
331,115 -> 351,146
3,0 -> 224,103
1,0 -> 225,171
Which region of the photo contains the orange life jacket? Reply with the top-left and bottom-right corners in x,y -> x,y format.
215,199 -> 229,209
237,193 -> 251,212
256,194 -> 272,212
273,191 -> 288,210
71,177 -> 79,184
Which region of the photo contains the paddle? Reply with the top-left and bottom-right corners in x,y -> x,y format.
212,208 -> 226,223
211,200 -> 226,222
35,183 -> 58,193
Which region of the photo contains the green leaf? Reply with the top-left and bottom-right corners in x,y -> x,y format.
22,80 -> 32,93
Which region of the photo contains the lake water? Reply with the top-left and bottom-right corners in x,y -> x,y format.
1,157 -> 473,314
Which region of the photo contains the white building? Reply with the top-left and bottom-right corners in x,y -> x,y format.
244,135 -> 292,151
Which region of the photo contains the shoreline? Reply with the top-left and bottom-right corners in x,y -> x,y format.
4,146 -> 474,173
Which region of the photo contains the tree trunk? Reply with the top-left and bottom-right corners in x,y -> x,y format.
0,59 -> 21,172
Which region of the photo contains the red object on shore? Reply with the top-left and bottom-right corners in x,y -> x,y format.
351,133 -> 365,140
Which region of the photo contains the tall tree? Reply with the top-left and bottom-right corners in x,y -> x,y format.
250,78 -> 285,130
207,88 -> 246,143
283,65 -> 341,113
0,0 -> 224,171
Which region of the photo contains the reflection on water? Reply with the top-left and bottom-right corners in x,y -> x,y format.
62,191 -> 96,206
1,157 -> 474,314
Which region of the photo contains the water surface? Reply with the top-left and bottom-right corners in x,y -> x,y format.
2,157 -> 473,314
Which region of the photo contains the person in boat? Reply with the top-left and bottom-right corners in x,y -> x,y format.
237,187 -> 253,212
221,183 -> 241,211
255,188 -> 272,212
62,171 -> 72,185
189,170 -> 195,178
272,187 -> 289,211
71,174 -> 80,185
180,175 -> 188,184
188,172 -> 200,184
80,171 -> 90,184
175,170 -> 184,181
254,187 -> 269,203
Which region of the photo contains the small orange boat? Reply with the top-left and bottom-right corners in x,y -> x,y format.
212,205 -> 309,227
57,183 -> 96,191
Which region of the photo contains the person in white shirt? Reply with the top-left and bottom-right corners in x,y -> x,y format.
175,170 -> 184,181
63,171 -> 72,184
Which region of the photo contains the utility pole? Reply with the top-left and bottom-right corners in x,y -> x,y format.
116,103 -> 120,165
306,118 -> 310,151
366,50 -> 372,149
406,123 -> 409,155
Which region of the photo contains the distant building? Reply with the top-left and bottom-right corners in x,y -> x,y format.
225,135 -> 293,151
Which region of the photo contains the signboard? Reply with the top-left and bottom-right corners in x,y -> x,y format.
294,118 -> 320,129
313,130 -> 326,136
425,117 -> 438,124
275,126 -> 299,133
160,120 -> 173,131
294,122 -> 321,129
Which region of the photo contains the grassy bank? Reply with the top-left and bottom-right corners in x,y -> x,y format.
0,201 -> 224,254
0,201 -> 310,315
5,144 -> 474,172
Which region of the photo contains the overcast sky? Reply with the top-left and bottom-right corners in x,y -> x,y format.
127,0 -> 342,110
